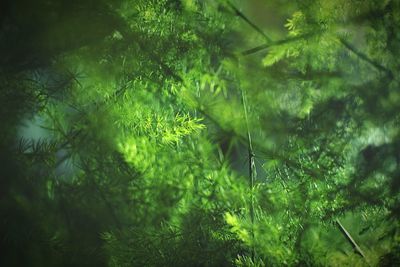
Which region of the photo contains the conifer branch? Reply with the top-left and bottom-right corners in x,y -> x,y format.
240,86 -> 256,261
242,33 -> 316,56
339,38 -> 393,78
80,160 -> 123,230
240,88 -> 256,189
226,1 -> 272,42
197,106 -> 323,182
336,219 -> 371,266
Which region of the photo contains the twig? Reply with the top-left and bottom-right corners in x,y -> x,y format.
339,38 -> 393,78
240,86 -> 257,260
336,219 -> 371,266
242,32 -> 316,56
226,1 -> 272,42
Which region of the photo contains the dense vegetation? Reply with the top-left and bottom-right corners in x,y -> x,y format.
1,0 -> 399,266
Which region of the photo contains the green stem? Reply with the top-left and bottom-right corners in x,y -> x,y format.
336,219 -> 371,266
241,87 -> 256,260
339,38 -> 393,78
226,1 -> 272,43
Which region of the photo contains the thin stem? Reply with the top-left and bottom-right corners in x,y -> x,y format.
242,32 -> 316,56
339,38 -> 393,78
240,86 -> 256,260
226,1 -> 272,43
336,219 -> 371,266
241,88 -> 256,189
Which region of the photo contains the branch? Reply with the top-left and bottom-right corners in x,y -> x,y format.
339,38 -> 393,78
241,86 -> 257,260
336,219 -> 371,266
226,1 -> 272,42
242,33 -> 316,56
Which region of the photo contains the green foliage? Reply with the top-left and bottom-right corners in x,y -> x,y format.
1,0 -> 400,266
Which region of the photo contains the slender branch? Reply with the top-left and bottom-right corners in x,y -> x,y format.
226,1 -> 272,42
241,88 -> 256,189
81,160 -> 123,230
336,219 -> 371,266
240,86 -> 257,260
339,38 -> 393,78
197,106 -> 323,181
242,32 -> 316,56
234,3 -> 393,79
